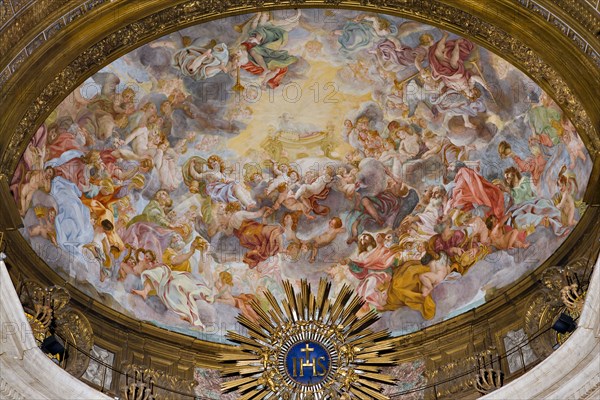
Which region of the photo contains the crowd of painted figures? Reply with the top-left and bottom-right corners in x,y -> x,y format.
11,11 -> 588,329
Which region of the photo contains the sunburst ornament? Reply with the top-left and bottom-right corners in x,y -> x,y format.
220,279 -> 400,399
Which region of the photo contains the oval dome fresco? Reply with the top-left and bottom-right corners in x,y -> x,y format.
11,9 -> 592,342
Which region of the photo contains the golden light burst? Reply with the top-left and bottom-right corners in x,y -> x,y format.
220,279 -> 401,399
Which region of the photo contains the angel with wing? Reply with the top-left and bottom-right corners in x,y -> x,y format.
230,10 -> 301,89
427,31 -> 491,101
335,14 -> 398,54
370,24 -> 435,73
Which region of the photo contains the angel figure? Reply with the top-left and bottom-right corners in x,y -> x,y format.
427,32 -> 491,102
19,166 -> 55,216
561,119 -> 587,170
28,206 -> 58,246
184,155 -> 256,209
214,271 -> 260,322
335,14 -> 398,54
269,182 -> 315,220
554,165 -> 579,228
170,39 -> 230,80
232,10 -> 301,89
370,27 -> 434,73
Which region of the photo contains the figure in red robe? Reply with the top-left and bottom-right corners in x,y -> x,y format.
447,163 -> 505,219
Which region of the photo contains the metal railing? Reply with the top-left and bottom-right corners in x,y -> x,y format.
33,313 -> 575,400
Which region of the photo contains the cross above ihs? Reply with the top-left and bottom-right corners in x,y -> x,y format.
301,343 -> 315,363
289,342 -> 328,379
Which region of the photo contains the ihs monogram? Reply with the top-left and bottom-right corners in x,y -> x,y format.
220,279 -> 401,399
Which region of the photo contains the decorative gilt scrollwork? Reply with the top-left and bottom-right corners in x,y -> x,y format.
122,365 -> 158,400
18,280 -> 94,378
560,284 -> 585,313
524,257 -> 594,359
474,368 -> 504,395
523,289 -> 562,359
121,363 -> 196,400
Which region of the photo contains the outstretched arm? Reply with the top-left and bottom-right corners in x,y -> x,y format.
250,12 -> 262,29
168,248 -> 196,266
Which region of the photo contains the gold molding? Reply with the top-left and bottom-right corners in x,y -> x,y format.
0,0 -> 599,388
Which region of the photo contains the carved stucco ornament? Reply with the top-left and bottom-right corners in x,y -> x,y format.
523,257 -> 593,358
18,280 -> 94,378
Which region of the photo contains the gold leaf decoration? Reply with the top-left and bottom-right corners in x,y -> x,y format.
220,279 -> 400,399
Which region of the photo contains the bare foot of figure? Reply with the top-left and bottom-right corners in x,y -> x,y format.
131,289 -> 148,300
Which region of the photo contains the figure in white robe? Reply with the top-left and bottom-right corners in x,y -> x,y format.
173,43 -> 229,80
137,265 -> 214,328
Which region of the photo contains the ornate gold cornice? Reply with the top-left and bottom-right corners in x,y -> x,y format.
0,0 -> 84,67
543,0 -> 600,34
0,0 -> 599,390
514,0 -> 600,67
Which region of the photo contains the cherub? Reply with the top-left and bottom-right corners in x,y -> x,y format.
113,87 -> 136,128
460,212 -> 490,246
378,138 -> 403,180
118,123 -> 158,160
28,206 -> 58,246
333,167 -> 358,199
419,252 -> 451,297
190,155 -> 256,209
294,166 -> 335,211
153,136 -> 182,191
270,182 -> 315,220
308,217 -> 345,263
83,217 -> 115,281
173,131 -> 196,154
363,130 -> 384,158
265,160 -> 291,196
395,125 -> 421,163
131,249 -> 157,280
342,119 -> 354,141
420,130 -> 444,160
214,271 -> 260,322
555,166 -> 578,227
561,121 -> 587,170
19,166 -> 54,216
118,245 -> 137,281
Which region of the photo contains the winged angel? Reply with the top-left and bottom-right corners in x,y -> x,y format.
151,10 -> 301,89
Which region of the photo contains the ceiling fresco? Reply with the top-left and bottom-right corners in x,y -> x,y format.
10,9 -> 592,342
